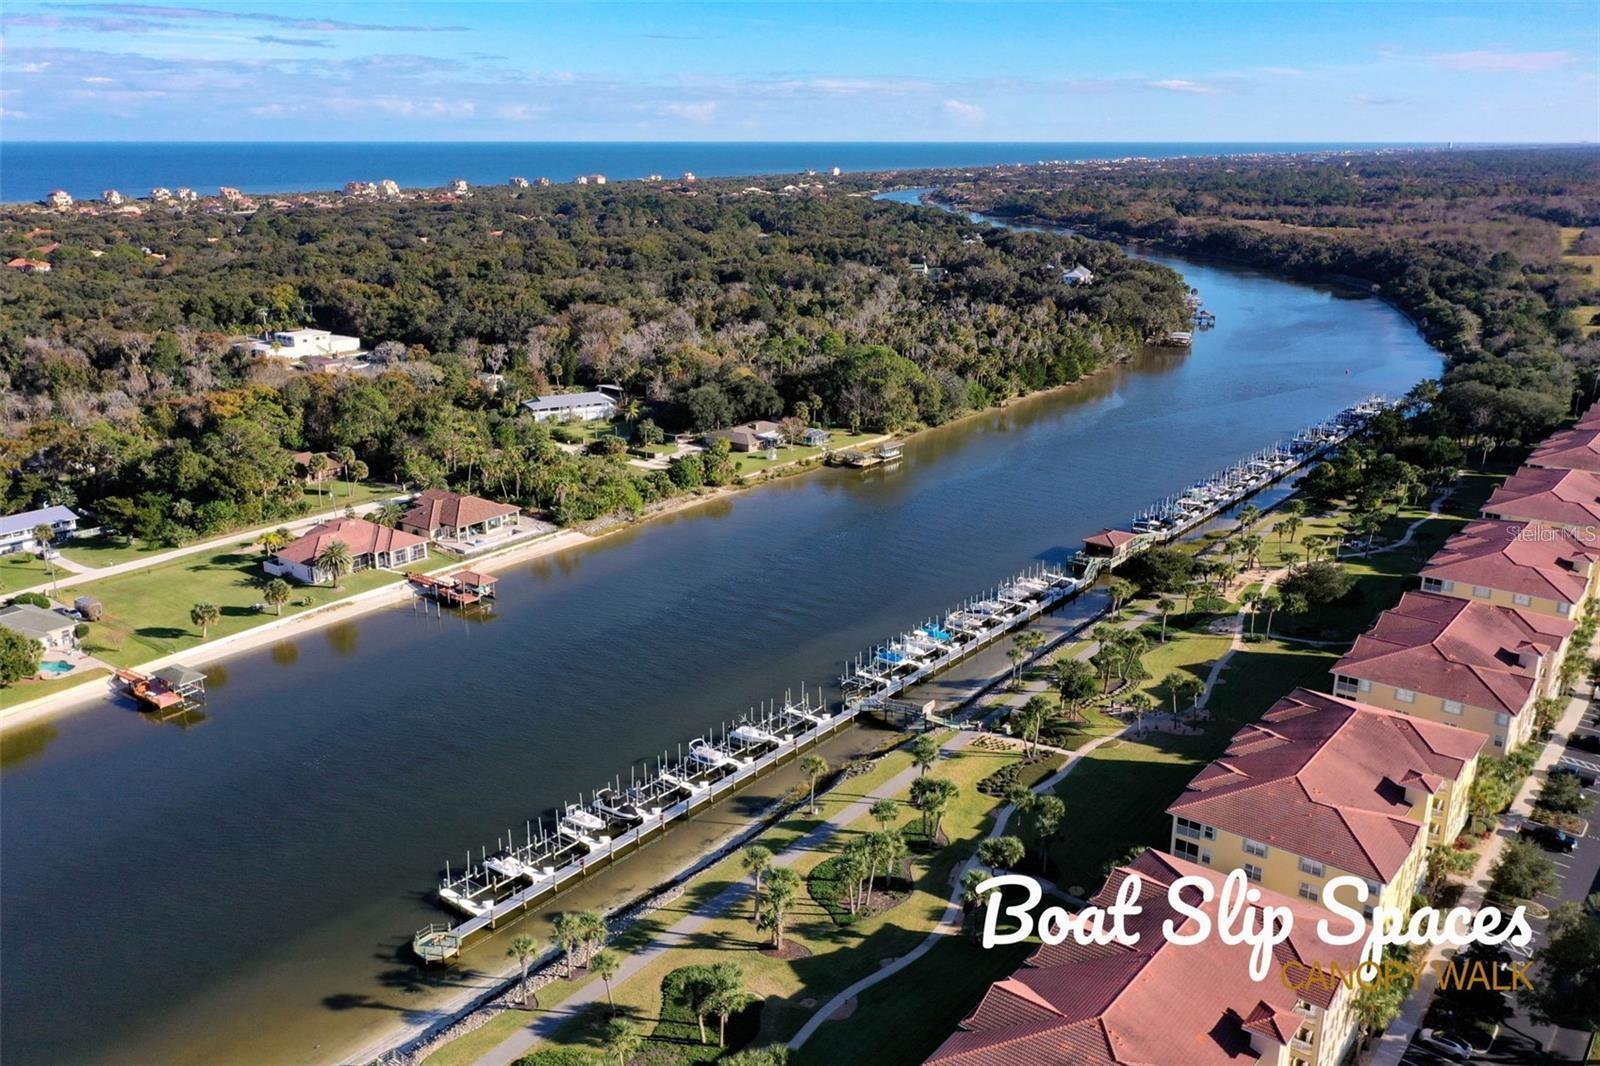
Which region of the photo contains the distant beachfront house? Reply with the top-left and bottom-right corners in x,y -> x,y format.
253,328 -> 363,360
0,505 -> 79,555
707,420 -> 783,453
400,489 -> 519,542
1061,265 -> 1095,286
264,517 -> 428,585
521,388 -> 621,423
6,257 -> 51,273
0,603 -> 77,651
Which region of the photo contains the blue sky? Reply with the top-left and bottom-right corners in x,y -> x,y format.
2,1 -> 1596,141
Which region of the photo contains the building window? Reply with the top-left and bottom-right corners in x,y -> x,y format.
1243,863 -> 1264,883
1174,840 -> 1211,865
1175,817 -> 1214,841
1495,712 -> 1509,726
1422,577 -> 1448,593
1473,585 -> 1492,598
1243,838 -> 1269,858
1396,688 -> 1416,704
1558,601 -> 1571,616
1443,699 -> 1464,715
1299,882 -> 1318,901
1298,857 -> 1324,877
1495,735 -> 1505,748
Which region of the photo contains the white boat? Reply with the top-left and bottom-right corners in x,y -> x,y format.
594,786 -> 648,824
440,887 -> 491,916
688,738 -> 739,769
730,723 -> 780,748
659,769 -> 707,796
485,855 -> 531,881
558,805 -> 610,846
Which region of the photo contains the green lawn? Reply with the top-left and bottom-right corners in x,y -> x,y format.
0,551 -> 55,591
730,431 -> 888,478
0,667 -> 112,711
70,545 -> 406,667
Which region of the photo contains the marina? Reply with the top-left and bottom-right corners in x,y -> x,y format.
412,396 -> 1390,962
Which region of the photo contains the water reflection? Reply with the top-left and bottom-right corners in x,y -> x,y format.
270,640 -> 300,667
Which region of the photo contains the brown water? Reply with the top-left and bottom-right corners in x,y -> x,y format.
0,240 -> 1439,1065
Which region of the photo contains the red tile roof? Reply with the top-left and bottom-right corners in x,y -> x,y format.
1482,466 -> 1600,531
1167,689 -> 1482,881
273,517 -> 425,565
1576,404 -> 1600,430
1421,519 -> 1600,606
1084,529 -> 1139,551
928,850 -> 1363,1065
401,489 -> 518,534
1528,425 -> 1600,474
1333,591 -> 1571,716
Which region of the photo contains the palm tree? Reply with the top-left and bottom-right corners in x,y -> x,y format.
876,829 -> 907,893
506,934 -> 539,1006
1155,597 -> 1176,642
602,1018 -> 642,1066
1162,671 -> 1187,716
1027,794 -> 1064,869
189,601 -> 220,638
1005,645 -> 1027,686
1237,503 -> 1261,529
908,733 -> 939,776
1281,515 -> 1303,543
577,910 -> 608,968
315,539 -> 353,589
800,754 -> 827,813
347,459 -> 368,496
741,844 -> 773,923
372,501 -> 404,528
1179,676 -> 1206,717
1258,589 -> 1283,639
32,522 -> 58,589
1107,577 -> 1137,616
1053,659 -> 1097,721
1013,629 -> 1046,675
1241,589 -> 1261,639
1240,533 -> 1264,571
1014,695 -> 1051,758
909,776 -> 958,841
959,867 -> 991,938
621,396 -> 643,425
978,835 -> 1025,873
261,529 -> 288,555
307,452 -> 331,496
870,797 -> 898,830
1127,691 -> 1154,734
706,963 -> 750,1047
552,912 -> 583,978
761,867 -> 800,949
591,949 -> 621,1015
263,577 -> 291,616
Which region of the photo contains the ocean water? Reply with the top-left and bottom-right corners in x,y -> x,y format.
0,140 -> 1425,202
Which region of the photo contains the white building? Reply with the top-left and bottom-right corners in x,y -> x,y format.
509,176 -> 531,188
45,189 -> 73,209
0,505 -> 79,555
521,388 -> 621,423
378,179 -> 401,198
150,187 -> 173,202
1062,265 -> 1095,287
252,329 -> 364,359
102,189 -> 125,205
450,178 -> 470,194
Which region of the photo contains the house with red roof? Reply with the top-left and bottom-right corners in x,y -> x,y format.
1481,465 -> 1600,535
264,517 -> 427,585
1420,518 -> 1600,620
928,849 -> 1365,1066
1166,688 -> 1483,923
1080,528 -> 1141,568
1527,424 -> 1600,474
1331,590 -> 1572,753
399,489 -> 519,544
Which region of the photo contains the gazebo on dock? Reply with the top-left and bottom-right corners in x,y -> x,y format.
117,664 -> 207,717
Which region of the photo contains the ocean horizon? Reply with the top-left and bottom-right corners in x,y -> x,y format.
0,140 -> 1441,203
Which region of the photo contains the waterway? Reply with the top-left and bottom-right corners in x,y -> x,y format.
0,196 -> 1439,1065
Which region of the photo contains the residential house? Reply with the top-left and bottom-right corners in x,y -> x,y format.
1481,466 -> 1600,534
252,328 -> 364,360
0,505 -> 79,554
1420,518 -> 1600,619
289,451 -> 339,484
1061,264 -> 1095,286
801,427 -> 831,447
45,189 -> 73,209
706,420 -> 783,452
400,489 -> 519,542
521,389 -> 620,423
1166,689 -> 1484,924
1527,424 -> 1600,474
1331,590 -> 1573,753
264,518 -> 428,585
0,603 -> 78,651
928,849 -> 1365,1066
6,257 -> 51,273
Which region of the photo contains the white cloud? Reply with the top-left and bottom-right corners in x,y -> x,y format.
660,100 -> 718,122
1148,78 -> 1221,95
943,98 -> 984,124
1430,50 -> 1574,73
83,75 -> 114,84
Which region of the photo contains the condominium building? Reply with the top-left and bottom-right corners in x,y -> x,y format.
1331,590 -> 1572,753
1167,688 -> 1484,916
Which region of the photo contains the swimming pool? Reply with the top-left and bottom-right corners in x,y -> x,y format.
37,661 -> 73,677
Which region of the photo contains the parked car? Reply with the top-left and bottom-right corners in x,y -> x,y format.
1551,764 -> 1597,788
1569,732 -> 1600,754
1519,823 -> 1578,853
1417,1028 -> 1473,1060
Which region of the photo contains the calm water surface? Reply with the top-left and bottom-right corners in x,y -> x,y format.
0,213 -> 1438,1064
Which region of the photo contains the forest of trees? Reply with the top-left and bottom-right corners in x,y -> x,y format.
0,182 -> 1187,539
933,148 -> 1600,448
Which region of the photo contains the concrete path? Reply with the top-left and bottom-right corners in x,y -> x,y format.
471,733 -> 980,1066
